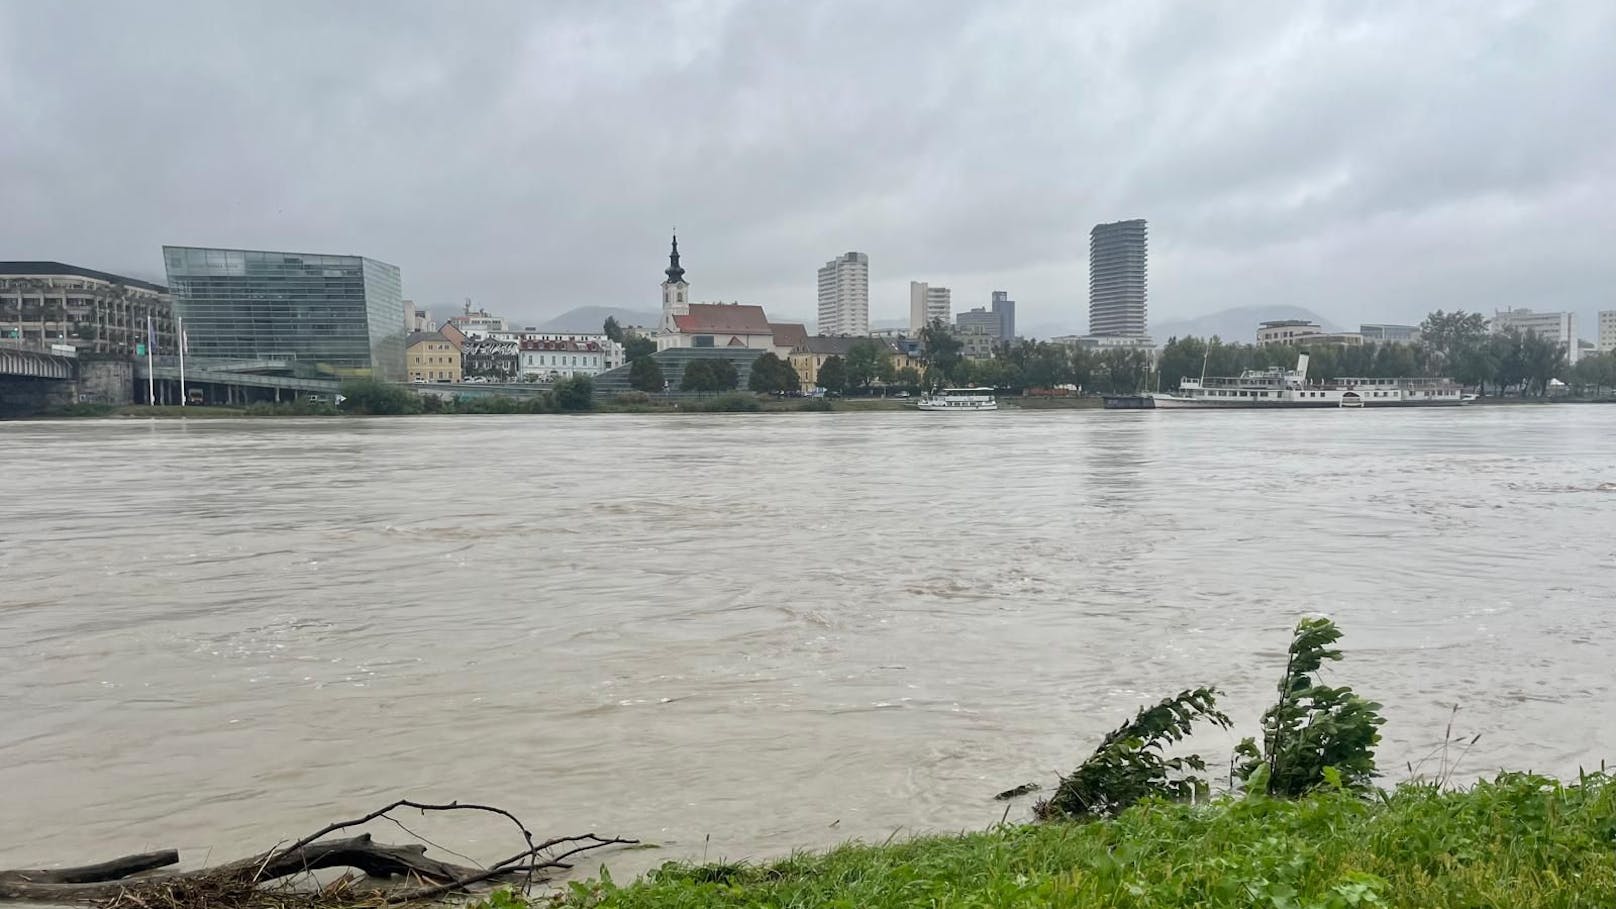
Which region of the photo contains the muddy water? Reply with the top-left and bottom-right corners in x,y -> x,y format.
1,408 -> 1613,873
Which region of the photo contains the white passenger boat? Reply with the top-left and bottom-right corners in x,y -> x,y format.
1150,353 -> 1469,409
917,387 -> 999,411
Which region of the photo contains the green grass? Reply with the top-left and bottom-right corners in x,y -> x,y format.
526,773 -> 1616,909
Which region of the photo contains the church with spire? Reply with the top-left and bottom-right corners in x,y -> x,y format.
653,233 -> 794,354
659,233 -> 689,334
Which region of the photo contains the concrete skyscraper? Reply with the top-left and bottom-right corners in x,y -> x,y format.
817,251 -> 869,336
1088,219 -> 1148,337
908,281 -> 951,333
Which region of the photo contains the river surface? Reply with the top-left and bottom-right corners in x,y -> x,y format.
2,407 -> 1614,875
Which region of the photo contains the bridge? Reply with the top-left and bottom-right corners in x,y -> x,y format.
0,339 -> 76,379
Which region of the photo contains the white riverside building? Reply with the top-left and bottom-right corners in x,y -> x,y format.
1492,308 -> 1580,363
817,251 -> 869,337
908,281 -> 951,333
1599,310 -> 1616,353
518,338 -> 608,379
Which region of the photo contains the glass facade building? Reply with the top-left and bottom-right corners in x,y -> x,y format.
162,246 -> 405,381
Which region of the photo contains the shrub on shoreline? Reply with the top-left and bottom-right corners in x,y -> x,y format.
535,772 -> 1616,909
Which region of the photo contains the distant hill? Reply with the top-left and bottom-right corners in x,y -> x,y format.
1151,306 -> 1339,344
538,306 -> 661,333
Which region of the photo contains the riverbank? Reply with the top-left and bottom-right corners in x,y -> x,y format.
533,772 -> 1616,909
26,395 -> 1106,419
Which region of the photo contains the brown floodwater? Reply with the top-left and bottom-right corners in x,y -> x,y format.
1,407 -> 1613,875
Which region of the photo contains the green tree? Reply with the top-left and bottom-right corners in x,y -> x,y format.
624,334 -> 656,361
680,359 -> 714,394
893,366 -> 922,390
816,355 -> 848,395
1520,330 -> 1568,397
1097,348 -> 1150,394
338,378 -> 423,415
551,375 -> 595,411
602,316 -> 624,343
1418,310 -> 1488,373
709,358 -> 739,392
918,321 -> 965,385
749,352 -> 799,394
1488,329 -> 1528,395
1372,342 -> 1417,378
843,340 -> 888,393
1453,342 -> 1498,396
876,355 -> 898,387
1156,337 -> 1208,392
1571,353 -> 1616,396
628,356 -> 664,393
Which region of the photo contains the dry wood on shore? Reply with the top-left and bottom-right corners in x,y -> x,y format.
0,799 -> 635,908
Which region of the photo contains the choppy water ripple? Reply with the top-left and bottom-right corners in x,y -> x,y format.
1,408 -> 1613,869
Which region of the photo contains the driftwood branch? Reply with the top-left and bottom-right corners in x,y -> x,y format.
0,800 -> 635,907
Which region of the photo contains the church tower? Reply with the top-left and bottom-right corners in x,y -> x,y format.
660,233 -> 689,334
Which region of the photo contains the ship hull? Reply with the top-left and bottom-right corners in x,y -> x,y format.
1150,395 -> 1469,409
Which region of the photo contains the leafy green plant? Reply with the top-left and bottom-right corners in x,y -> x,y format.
628,356 -> 664,393
1236,617 -> 1385,797
1040,687 -> 1231,820
551,375 -> 595,412
338,377 -> 423,414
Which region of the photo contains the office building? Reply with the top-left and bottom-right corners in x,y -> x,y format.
162,246 -> 405,381
445,302 -> 505,335
1359,323 -> 1420,344
0,261 -> 175,356
908,281 -> 951,333
958,321 -> 998,360
1491,308 -> 1579,363
1599,310 -> 1615,353
991,290 -> 1016,340
817,251 -> 869,336
406,301 -> 432,333
1089,219 -> 1148,337
1257,320 -> 1363,347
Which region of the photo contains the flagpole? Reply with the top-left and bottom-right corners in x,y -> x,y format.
178,316 -> 187,407
146,314 -> 156,406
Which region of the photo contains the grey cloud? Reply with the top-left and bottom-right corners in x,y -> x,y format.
1,0 -> 1611,333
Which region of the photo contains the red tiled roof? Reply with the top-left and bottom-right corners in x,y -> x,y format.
770,322 -> 809,349
673,303 -> 773,335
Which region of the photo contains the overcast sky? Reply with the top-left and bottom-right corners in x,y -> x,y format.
2,0 -> 1613,334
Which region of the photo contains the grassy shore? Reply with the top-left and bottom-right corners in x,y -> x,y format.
516,773 -> 1615,909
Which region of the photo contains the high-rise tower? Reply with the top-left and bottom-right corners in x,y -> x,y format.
1088,219 -> 1148,337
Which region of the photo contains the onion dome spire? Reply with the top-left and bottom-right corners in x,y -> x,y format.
664,232 -> 686,284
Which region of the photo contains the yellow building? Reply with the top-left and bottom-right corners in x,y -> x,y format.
788,337 -> 922,392
406,331 -> 462,383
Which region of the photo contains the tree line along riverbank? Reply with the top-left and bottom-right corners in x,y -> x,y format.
32,378 -> 1106,419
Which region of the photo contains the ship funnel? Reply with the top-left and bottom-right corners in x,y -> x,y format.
1295,351 -> 1310,381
